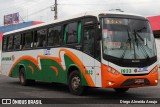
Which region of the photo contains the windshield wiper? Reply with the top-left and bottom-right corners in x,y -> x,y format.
136,31 -> 153,55
133,30 -> 150,60
120,30 -> 132,60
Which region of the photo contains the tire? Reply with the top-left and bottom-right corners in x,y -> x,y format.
19,68 -> 29,86
114,88 -> 129,93
68,70 -> 85,95
19,68 -> 36,86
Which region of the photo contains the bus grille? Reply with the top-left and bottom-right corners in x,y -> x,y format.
121,78 -> 150,86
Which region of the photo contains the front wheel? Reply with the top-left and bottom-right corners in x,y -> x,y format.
114,88 -> 129,93
68,71 -> 85,95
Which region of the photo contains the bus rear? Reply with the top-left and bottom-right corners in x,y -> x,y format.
99,13 -> 158,91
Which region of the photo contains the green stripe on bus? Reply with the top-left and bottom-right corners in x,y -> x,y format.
78,22 -> 82,43
64,25 -> 67,44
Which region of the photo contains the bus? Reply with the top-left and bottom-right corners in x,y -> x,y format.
1,11 -> 158,95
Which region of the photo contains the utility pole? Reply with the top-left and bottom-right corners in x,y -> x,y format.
51,0 -> 58,20
54,0 -> 58,20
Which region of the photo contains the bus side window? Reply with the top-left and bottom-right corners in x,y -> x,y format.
95,28 -> 101,60
7,36 -> 13,51
48,28 -> 54,46
64,22 -> 78,44
22,32 -> 33,49
2,37 -> 7,52
14,34 -> 21,50
34,29 -> 47,48
48,26 -> 62,46
59,26 -> 63,45
83,26 -> 95,57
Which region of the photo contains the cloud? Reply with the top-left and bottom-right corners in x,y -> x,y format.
0,0 -> 160,25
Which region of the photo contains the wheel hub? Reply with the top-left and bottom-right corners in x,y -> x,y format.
71,76 -> 80,91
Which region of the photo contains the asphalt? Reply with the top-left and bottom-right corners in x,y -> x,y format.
0,74 -> 160,107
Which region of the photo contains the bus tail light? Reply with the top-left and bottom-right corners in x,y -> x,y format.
151,66 -> 158,74
108,66 -> 120,75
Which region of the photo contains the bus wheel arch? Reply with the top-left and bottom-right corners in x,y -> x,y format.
67,66 -> 80,81
19,65 -> 25,72
67,66 -> 85,95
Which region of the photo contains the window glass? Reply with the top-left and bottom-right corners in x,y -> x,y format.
2,37 -> 7,51
83,26 -> 95,56
48,28 -> 54,46
102,18 -> 156,59
65,22 -> 78,44
34,29 -> 47,48
7,36 -> 13,51
14,34 -> 21,50
22,32 -> 33,49
48,26 -> 62,46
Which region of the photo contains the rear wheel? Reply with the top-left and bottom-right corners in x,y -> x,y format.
19,68 -> 35,86
68,70 -> 85,95
114,88 -> 129,93
19,68 -> 28,86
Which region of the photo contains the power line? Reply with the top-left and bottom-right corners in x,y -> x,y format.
0,0 -> 53,23
22,5 -> 51,19
0,0 -> 49,13
58,1 -> 156,6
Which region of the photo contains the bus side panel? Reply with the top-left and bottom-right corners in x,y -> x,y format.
7,49 -> 67,83
62,48 -> 97,87
5,48 -> 97,87
1,52 -> 16,77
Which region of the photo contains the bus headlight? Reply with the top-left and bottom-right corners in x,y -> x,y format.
151,66 -> 158,74
108,67 -> 120,75
155,80 -> 158,83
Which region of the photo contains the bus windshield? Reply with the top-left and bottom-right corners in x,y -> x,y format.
102,18 -> 156,60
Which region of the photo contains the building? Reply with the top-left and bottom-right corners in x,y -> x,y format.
148,16 -> 160,37
148,16 -> 160,67
0,21 -> 43,42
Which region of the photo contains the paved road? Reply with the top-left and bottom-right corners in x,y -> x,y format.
0,74 -> 160,107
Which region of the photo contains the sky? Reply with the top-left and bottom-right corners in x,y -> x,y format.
0,0 -> 160,26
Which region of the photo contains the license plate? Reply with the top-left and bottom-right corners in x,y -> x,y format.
135,79 -> 144,84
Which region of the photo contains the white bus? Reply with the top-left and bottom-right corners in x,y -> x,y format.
1,11 -> 158,95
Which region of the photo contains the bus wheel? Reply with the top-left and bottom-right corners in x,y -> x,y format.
68,71 -> 85,95
19,68 -> 29,86
114,88 -> 129,93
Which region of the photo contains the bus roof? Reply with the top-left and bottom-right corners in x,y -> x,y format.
4,11 -> 146,35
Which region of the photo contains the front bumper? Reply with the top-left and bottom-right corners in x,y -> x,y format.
101,64 -> 158,88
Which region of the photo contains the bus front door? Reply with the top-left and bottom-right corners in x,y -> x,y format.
82,25 -> 96,86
